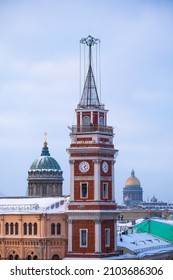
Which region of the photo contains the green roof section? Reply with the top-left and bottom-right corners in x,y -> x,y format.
41,144 -> 50,156
133,219 -> 173,243
29,140 -> 61,171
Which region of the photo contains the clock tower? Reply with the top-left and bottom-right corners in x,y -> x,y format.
66,36 -> 119,258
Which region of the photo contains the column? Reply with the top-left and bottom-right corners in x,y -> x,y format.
95,220 -> 101,253
94,160 -> 100,201
80,112 -> 82,126
68,219 -> 73,252
111,160 -> 115,201
91,111 -> 93,124
114,220 -> 117,251
69,160 -> 75,201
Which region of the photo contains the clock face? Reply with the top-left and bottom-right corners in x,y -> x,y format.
102,161 -> 108,173
79,161 -> 90,173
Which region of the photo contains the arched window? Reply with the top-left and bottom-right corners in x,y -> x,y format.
23,223 -> 27,235
29,223 -> 32,235
52,254 -> 60,260
51,223 -> 55,235
5,223 -> 9,235
34,223 -> 37,235
10,223 -> 14,234
33,255 -> 38,260
15,223 -> 18,235
99,116 -> 104,126
8,254 -> 13,260
57,223 -> 61,235
15,255 -> 19,260
82,116 -> 90,126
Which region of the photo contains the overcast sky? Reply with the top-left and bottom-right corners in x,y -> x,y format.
0,0 -> 173,203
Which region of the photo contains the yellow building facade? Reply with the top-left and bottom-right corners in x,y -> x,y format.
0,197 -> 68,260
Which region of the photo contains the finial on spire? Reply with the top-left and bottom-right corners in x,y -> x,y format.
131,169 -> 135,177
44,131 -> 48,147
41,131 -> 50,156
80,35 -> 100,47
80,35 -> 100,69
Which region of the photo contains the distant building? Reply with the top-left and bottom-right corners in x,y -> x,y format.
142,195 -> 168,209
123,170 -> 143,206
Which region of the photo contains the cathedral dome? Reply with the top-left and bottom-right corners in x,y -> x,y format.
125,169 -> 140,187
29,141 -> 61,171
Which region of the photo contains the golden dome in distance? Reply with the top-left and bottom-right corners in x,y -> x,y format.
125,169 -> 140,187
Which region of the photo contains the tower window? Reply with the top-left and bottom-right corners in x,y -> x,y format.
103,183 -> 108,199
82,116 -> 90,126
80,183 -> 88,198
99,116 -> 104,126
105,228 -> 110,247
80,229 -> 88,247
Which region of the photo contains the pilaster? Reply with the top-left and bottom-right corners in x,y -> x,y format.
95,220 -> 101,253
93,160 -> 100,201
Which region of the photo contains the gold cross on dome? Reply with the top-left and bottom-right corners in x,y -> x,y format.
44,131 -> 47,142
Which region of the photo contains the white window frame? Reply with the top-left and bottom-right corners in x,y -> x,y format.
80,229 -> 88,247
80,182 -> 88,199
105,228 -> 110,247
103,182 -> 108,199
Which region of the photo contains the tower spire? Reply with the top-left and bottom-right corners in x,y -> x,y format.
79,35 -> 101,108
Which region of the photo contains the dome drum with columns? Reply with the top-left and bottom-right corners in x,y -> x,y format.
28,136 -> 63,197
123,169 -> 143,206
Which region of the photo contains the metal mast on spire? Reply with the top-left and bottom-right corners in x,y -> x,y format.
79,35 -> 102,108
80,35 -> 100,69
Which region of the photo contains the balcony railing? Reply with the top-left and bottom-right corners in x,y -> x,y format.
71,125 -> 114,134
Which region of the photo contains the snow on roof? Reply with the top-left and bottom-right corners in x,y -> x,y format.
150,218 -> 173,226
0,196 -> 70,214
117,232 -> 173,257
135,218 -> 145,224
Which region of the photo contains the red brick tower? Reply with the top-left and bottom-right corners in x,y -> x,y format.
66,36 -> 119,258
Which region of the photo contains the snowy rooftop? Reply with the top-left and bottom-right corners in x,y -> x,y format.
117,232 -> 173,258
150,218 -> 173,226
0,196 -> 70,214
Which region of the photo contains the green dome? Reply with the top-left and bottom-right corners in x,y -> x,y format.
30,141 -> 61,171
